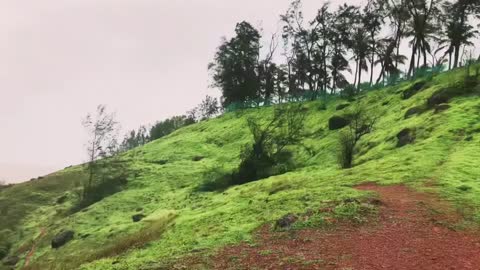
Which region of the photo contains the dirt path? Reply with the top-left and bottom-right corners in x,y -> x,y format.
209,184 -> 480,270
24,227 -> 47,267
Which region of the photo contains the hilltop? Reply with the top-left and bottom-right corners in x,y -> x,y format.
1,65 -> 480,269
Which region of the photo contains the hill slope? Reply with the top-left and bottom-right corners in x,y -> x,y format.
1,66 -> 480,270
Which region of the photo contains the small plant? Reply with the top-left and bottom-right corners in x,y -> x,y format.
337,104 -> 377,169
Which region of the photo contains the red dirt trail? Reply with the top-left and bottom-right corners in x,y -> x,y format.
209,184 -> 480,270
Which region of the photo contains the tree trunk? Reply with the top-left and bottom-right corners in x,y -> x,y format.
376,62 -> 385,84
417,49 -> 421,70
408,46 -> 416,77
370,53 -> 374,86
448,51 -> 452,70
357,63 -> 362,92
423,48 -> 427,68
453,45 -> 460,68
353,60 -> 359,88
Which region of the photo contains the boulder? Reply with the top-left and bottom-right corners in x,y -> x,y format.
427,90 -> 451,108
397,128 -> 415,147
402,81 -> 426,99
427,86 -> 470,109
132,214 -> 146,222
404,106 -> 426,119
434,103 -> 451,114
336,103 -> 350,110
275,213 -> 298,229
329,116 -> 350,130
3,256 -> 19,266
51,230 -> 74,249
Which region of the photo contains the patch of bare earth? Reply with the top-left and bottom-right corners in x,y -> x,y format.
196,183 -> 480,270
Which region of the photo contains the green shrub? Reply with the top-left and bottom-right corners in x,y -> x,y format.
235,104 -> 305,184
197,167 -> 234,192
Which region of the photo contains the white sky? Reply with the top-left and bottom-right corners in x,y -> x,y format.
0,0 -> 477,183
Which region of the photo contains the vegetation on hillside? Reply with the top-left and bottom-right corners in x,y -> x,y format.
0,0 -> 479,269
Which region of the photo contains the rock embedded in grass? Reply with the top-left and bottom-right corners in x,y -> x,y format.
329,116 -> 350,130
132,214 -> 146,222
192,156 -> 205,162
434,104 -> 451,114
397,128 -> 415,147
404,106 -> 426,119
402,81 -> 427,99
336,103 -> 350,111
2,256 -> 19,266
51,230 -> 74,249
275,213 -> 298,229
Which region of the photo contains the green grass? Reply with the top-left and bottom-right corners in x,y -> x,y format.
1,66 -> 480,270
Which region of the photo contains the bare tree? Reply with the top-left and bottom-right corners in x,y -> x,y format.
82,105 -> 120,198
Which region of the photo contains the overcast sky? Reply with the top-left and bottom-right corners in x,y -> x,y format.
0,0 -> 477,183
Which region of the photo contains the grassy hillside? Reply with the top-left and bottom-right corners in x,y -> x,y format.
1,66 -> 480,270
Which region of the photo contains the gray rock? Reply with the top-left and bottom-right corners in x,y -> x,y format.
51,230 -> 74,249
404,106 -> 426,119
275,213 -> 298,229
434,103 -> 451,113
397,128 -> 415,147
3,256 -> 19,266
132,214 -> 146,222
329,116 -> 350,130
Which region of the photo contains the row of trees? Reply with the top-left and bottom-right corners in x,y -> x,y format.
120,94 -> 220,151
210,0 -> 479,108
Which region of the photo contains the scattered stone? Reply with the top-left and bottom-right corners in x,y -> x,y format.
403,81 -> 427,99
466,136 -> 474,141
434,104 -> 451,114
192,156 -> 205,162
56,195 -> 68,204
51,230 -> 74,249
336,103 -> 350,110
3,256 -> 19,266
404,106 -> 426,119
275,214 -> 298,229
155,160 -> 168,165
79,233 -> 91,239
426,87 -> 469,108
397,128 -> 415,147
132,214 -> 146,222
343,198 -> 360,204
329,116 -> 350,130
366,198 -> 383,206
457,185 -> 472,192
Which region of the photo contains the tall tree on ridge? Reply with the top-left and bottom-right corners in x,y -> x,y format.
440,0 -> 479,69
363,0 -> 386,85
405,0 -> 442,76
209,21 -> 261,108
330,4 -> 356,92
